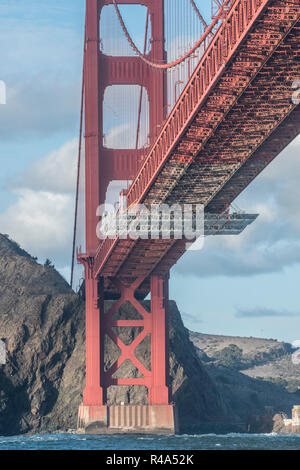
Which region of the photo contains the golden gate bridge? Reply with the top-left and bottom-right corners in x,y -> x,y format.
70,0 -> 300,433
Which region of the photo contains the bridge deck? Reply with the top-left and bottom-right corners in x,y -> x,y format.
91,0 -> 300,296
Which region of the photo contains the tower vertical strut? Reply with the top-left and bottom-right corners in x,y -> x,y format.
77,0 -> 178,434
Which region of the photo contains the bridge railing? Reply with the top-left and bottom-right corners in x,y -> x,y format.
126,0 -> 267,208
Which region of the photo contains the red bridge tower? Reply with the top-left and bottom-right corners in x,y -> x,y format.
78,0 -> 178,433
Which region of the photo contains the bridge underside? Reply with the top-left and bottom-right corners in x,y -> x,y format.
95,2 -> 300,298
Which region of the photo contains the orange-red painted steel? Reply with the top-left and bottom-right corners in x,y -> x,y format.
81,0 -> 169,408
102,275 -> 170,405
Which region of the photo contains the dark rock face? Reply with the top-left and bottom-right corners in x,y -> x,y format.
0,235 -> 84,435
0,234 -> 229,435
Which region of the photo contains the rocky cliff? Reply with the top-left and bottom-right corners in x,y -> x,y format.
0,234 -> 231,436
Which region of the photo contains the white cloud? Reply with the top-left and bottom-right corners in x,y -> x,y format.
14,138 -> 78,193
0,188 -> 73,265
0,76 -> 81,140
104,123 -> 134,149
0,137 -> 128,276
0,139 -> 78,268
0,1 -> 83,140
175,135 -> 300,278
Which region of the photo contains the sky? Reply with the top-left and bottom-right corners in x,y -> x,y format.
0,1 -> 299,344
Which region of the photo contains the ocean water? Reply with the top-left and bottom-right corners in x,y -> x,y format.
0,433 -> 300,450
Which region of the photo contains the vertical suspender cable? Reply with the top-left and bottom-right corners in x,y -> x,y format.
190,0 -> 208,30
112,0 -> 231,69
70,15 -> 86,288
136,10 -> 149,149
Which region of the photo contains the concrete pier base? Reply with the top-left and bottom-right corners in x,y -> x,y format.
77,404 -> 178,434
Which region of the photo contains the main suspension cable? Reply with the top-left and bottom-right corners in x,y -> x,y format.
112,0 -> 230,70
189,0 -> 208,30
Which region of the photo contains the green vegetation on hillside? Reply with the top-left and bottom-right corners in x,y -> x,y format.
215,344 -> 243,368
